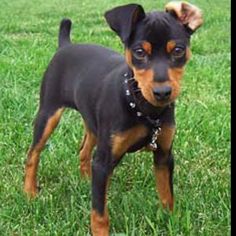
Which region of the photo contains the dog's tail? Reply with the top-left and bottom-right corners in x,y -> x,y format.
58,18 -> 72,48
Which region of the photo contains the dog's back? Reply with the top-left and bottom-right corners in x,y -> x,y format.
41,19 -> 126,112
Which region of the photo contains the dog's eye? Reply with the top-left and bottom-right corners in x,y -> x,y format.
133,48 -> 147,60
172,47 -> 185,59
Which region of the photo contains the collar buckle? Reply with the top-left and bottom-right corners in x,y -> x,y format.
149,127 -> 161,151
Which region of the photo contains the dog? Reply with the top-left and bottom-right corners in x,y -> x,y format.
24,1 -> 203,235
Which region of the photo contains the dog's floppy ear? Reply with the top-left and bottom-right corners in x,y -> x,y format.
165,1 -> 203,34
104,4 -> 145,44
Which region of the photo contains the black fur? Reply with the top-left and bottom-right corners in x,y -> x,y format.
25,3 -> 202,231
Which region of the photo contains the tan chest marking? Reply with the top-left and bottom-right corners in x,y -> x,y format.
111,125 -> 148,158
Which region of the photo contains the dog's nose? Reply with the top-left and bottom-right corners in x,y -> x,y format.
153,86 -> 172,101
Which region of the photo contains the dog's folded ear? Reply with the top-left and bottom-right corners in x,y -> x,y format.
165,1 -> 203,34
105,4 -> 145,44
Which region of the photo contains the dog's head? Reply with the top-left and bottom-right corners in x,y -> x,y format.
105,1 -> 203,107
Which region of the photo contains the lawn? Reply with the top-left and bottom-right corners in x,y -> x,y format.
0,0 -> 231,235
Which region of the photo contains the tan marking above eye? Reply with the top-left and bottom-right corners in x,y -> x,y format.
166,40 -> 177,53
142,41 -> 152,55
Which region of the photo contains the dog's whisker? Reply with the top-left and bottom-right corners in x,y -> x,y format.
127,77 -> 135,81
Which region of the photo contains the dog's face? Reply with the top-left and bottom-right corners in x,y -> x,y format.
105,2 -> 203,107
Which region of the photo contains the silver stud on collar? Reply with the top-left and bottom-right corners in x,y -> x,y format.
124,73 -> 128,77
136,112 -> 142,117
129,102 -> 136,108
126,90 -> 131,96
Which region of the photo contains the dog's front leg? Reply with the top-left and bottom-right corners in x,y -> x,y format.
153,124 -> 176,211
153,150 -> 174,211
90,144 -> 113,236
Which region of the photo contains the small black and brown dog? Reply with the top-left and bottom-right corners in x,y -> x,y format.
24,1 -> 203,235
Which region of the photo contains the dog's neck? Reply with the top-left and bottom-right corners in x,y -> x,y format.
122,69 -> 171,127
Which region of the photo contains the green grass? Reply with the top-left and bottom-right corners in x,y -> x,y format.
0,0 -> 230,235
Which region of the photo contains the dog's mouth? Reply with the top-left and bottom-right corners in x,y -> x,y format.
153,97 -> 175,108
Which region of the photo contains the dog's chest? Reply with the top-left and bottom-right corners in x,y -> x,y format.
127,135 -> 152,153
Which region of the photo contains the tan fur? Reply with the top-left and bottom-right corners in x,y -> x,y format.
125,49 -> 188,107
79,123 -> 97,177
168,67 -> 185,101
186,47 -> 192,61
166,40 -> 176,53
157,125 -> 176,152
125,49 -> 158,106
91,176 -> 110,236
142,41 -> 152,55
91,210 -> 109,236
24,108 -> 64,197
111,125 -> 148,158
154,166 -> 174,210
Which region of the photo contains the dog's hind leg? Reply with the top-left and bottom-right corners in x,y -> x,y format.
79,123 -> 96,178
24,106 -> 64,197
